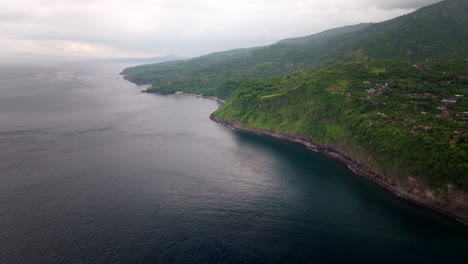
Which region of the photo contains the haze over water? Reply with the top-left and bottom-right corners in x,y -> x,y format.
0,61 -> 466,264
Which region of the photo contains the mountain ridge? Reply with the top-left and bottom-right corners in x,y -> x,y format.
122,0 -> 468,98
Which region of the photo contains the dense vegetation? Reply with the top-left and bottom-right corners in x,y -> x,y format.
214,58 -> 468,192
122,0 -> 468,193
122,0 -> 468,98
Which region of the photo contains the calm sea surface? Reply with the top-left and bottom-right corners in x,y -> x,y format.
0,61 -> 466,264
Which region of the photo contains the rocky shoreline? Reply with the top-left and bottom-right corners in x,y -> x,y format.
210,113 -> 468,225
137,90 -> 468,225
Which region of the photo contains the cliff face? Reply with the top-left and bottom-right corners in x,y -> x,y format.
210,114 -> 468,225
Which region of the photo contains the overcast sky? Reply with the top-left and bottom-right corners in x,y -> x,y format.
0,0 -> 441,58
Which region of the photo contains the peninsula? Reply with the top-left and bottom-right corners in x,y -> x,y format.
122,0 -> 468,224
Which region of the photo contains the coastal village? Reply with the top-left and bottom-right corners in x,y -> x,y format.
340,64 -> 467,137
234,61 -> 467,140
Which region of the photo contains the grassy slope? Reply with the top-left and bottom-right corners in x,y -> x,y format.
214,58 -> 468,192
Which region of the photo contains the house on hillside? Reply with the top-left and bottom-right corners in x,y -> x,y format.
367,88 -> 376,95
441,97 -> 458,104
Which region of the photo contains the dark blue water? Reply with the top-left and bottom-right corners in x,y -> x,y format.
0,61 -> 466,264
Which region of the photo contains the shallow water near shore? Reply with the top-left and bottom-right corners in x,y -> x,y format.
0,61 -> 467,264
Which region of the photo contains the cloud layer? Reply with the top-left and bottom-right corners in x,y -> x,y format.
0,0 -> 442,58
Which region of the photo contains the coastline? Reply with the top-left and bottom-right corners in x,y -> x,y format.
210,113 -> 468,226
142,89 -> 226,103
138,88 -> 468,225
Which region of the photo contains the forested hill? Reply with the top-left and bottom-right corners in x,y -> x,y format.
122,0 -> 468,98
214,57 -> 468,192
121,0 -> 468,221
121,22 -> 369,95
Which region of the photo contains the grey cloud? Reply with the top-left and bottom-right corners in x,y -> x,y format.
0,0 -> 444,58
373,0 -> 442,10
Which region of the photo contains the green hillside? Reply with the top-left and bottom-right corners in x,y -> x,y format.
122,0 -> 468,201
122,0 -> 468,98
214,57 -> 468,192
121,23 -> 369,97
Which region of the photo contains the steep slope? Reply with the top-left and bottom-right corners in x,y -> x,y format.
212,57 -> 468,222
336,0 -> 468,60
122,0 -> 468,98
